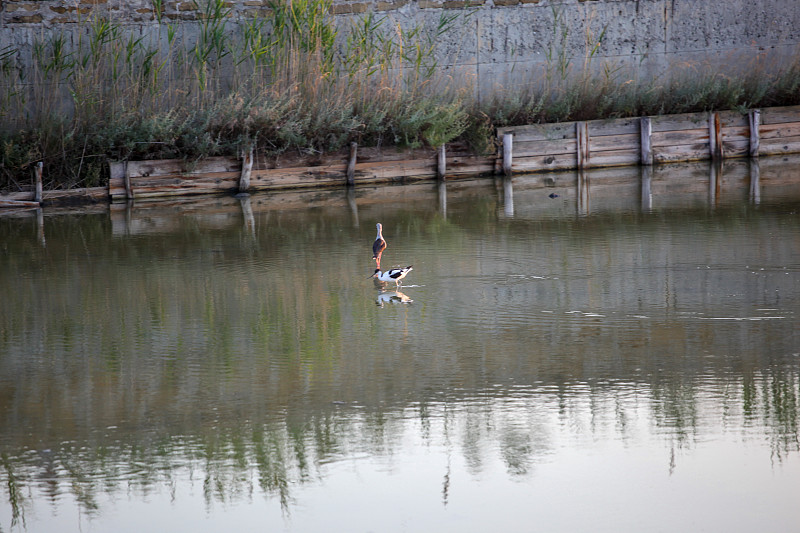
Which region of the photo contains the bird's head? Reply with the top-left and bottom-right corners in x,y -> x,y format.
368,268 -> 381,279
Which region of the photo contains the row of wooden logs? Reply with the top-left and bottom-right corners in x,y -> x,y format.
234,142 -> 449,195
0,108 -> 776,206
501,110 -> 763,176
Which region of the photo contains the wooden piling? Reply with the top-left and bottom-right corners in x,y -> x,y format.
576,122 -> 589,170
748,109 -> 761,157
640,117 -> 653,166
239,146 -> 254,193
437,144 -> 447,181
502,133 -> 513,176
33,162 -> 43,204
709,112 -> 723,160
346,142 -> 358,186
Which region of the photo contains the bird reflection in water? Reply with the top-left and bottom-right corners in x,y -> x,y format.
375,289 -> 413,307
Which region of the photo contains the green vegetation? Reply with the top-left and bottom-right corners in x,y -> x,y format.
1,0 -> 799,192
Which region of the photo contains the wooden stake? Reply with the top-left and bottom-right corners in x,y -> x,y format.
502,133 -> 513,176
748,109 -> 761,158
34,162 -> 43,204
437,144 -> 446,181
239,146 -> 254,193
640,117 -> 653,166
346,142 -> 357,186
709,112 -> 723,160
576,122 -> 589,170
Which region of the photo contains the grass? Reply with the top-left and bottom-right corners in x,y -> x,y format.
1,1 -> 799,193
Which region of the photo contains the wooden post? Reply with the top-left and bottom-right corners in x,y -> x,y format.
346,142 -> 357,186
748,109 -> 761,158
239,146 -> 253,193
576,121 -> 589,170
123,161 -> 134,200
640,117 -> 653,166
437,144 -> 447,181
709,112 -> 723,161
502,133 -> 513,176
33,162 -> 43,204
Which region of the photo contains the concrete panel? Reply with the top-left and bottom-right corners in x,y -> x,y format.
1,0 -> 798,104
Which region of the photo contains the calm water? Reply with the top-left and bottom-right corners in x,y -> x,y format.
1,160 -> 799,532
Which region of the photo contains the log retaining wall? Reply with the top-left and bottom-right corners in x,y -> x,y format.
1,105 -> 800,206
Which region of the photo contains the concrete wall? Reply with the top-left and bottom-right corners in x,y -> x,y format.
1,0 -> 798,95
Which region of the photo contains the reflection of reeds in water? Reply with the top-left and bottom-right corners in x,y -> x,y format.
0,373 -> 797,519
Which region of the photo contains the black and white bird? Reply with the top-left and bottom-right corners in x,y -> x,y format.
372,223 -> 387,267
370,265 -> 413,287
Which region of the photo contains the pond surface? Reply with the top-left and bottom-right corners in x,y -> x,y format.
1,159 -> 799,532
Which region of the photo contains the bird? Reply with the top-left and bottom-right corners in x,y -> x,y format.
372,222 -> 387,268
370,265 -> 413,287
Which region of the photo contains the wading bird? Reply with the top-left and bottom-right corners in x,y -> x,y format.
372,223 -> 387,268
370,265 -> 413,287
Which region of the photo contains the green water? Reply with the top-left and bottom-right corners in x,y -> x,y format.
1,161 -> 799,532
